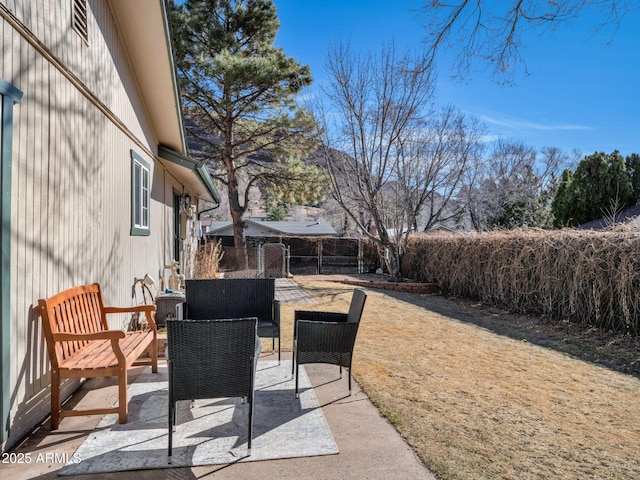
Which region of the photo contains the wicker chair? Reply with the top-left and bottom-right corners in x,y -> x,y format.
167,318 -> 261,462
184,279 -> 281,361
292,289 -> 367,398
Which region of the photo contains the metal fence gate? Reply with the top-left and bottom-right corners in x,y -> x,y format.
284,237 -> 363,274
257,243 -> 289,278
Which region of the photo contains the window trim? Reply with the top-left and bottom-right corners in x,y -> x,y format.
131,150 -> 151,236
0,78 -> 23,446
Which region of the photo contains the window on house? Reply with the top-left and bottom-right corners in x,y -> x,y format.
72,0 -> 89,43
131,151 -> 151,236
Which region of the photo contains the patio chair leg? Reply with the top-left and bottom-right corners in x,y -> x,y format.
168,402 -> 174,463
247,393 -> 253,456
173,401 -> 177,431
292,339 -> 297,376
277,336 -> 281,364
295,362 -> 300,399
339,365 -> 343,379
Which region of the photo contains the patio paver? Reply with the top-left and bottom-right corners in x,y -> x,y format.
275,278 -> 314,303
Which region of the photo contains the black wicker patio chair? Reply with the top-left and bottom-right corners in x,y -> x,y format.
167,318 -> 261,462
292,289 -> 367,398
183,279 -> 281,361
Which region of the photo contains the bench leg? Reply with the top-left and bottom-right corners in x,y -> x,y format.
118,368 -> 128,424
151,337 -> 158,373
50,370 -> 60,430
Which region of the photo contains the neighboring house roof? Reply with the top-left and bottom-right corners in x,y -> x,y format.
207,220 -> 337,237
578,204 -> 640,230
109,0 -> 219,204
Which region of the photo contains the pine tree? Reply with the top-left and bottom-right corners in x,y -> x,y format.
169,0 -> 322,268
551,151 -> 632,227
551,169 -> 575,227
625,153 -> 640,205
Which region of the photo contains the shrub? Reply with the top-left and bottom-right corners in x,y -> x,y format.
194,238 -> 224,279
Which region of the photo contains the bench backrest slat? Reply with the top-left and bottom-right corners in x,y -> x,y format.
39,283 -> 108,364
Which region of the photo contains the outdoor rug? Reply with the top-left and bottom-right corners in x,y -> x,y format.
60,360 -> 338,475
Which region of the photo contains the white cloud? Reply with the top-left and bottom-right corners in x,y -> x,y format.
480,134 -> 501,144
479,113 -> 591,132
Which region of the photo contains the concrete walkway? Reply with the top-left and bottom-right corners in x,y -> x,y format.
275,278 -> 315,304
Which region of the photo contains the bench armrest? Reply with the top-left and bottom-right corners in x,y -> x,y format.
104,305 -> 157,330
52,330 -> 126,342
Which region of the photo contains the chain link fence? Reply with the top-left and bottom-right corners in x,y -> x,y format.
211,236 -> 370,277
257,243 -> 289,278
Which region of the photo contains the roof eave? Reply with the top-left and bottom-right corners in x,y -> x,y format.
158,145 -> 221,204
108,0 -> 186,152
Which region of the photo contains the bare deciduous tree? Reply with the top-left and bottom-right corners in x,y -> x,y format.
463,140 -> 568,229
314,43 -> 484,279
420,0 -> 633,82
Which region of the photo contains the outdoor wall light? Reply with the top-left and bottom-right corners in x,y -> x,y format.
180,193 -> 191,210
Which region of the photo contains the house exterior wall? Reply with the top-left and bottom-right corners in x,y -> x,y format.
0,1 -> 186,449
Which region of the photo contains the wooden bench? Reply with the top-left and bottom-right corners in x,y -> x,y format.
38,283 -> 158,429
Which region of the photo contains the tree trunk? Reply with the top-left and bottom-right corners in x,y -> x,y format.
230,202 -> 248,270
384,245 -> 403,282
225,152 -> 248,270
228,186 -> 248,270
222,93 -> 249,271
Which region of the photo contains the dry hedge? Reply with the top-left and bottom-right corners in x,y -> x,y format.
402,229 -> 640,335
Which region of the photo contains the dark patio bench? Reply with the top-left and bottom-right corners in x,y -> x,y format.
181,278 -> 281,360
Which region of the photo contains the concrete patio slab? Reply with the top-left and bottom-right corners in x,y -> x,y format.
4,353 -> 434,480
3,276 -> 434,480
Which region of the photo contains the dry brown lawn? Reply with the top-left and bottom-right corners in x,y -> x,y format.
277,279 -> 640,480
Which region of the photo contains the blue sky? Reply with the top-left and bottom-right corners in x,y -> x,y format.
273,0 -> 640,159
